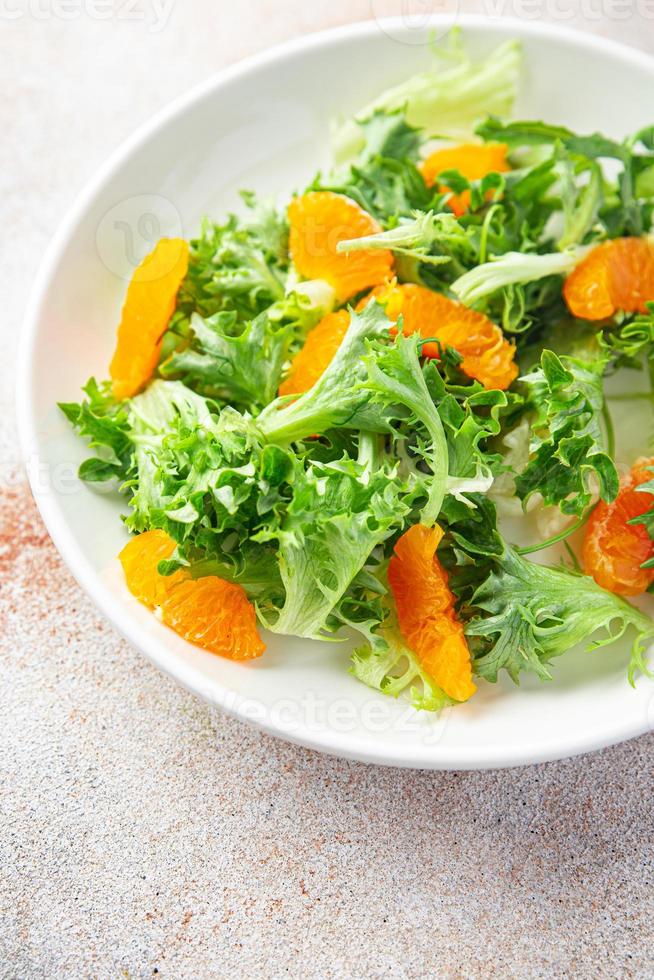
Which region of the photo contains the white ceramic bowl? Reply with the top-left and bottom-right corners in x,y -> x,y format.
18,16 -> 654,769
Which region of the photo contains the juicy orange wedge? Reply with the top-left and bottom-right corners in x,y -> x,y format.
119,530 -> 265,660
109,238 -> 189,400
288,191 -> 394,302
369,281 -> 518,391
582,456 -> 654,597
279,310 -> 351,397
419,142 -> 509,217
388,524 -> 476,702
278,281 -> 517,397
563,237 -> 654,320
119,529 -> 188,607
160,577 -> 265,660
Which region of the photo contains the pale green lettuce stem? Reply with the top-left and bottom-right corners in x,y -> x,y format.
451,248 -> 584,305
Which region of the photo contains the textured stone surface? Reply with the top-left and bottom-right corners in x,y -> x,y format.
2,4 -> 654,978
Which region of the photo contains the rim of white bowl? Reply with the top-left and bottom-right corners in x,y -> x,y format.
17,15 -> 654,770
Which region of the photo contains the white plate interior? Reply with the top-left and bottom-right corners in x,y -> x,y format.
19,17 -> 654,768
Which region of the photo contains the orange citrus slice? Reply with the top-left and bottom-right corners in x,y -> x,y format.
582,456 -> 654,596
119,529 -> 188,608
419,142 -> 509,216
160,576 -> 265,660
288,191 -> 394,302
109,237 -> 189,400
119,529 -> 265,660
278,281 -> 517,396
564,237 -> 654,320
279,310 -> 351,396
370,281 -> 518,390
388,523 -> 476,702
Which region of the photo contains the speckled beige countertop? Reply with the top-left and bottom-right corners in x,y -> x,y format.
2,3 -> 654,977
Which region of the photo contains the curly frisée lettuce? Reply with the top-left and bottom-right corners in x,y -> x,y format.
161,310 -> 292,410
465,546 -> 654,685
351,624 -> 453,713
60,31 -> 654,716
516,350 -> 619,517
257,442 -> 412,639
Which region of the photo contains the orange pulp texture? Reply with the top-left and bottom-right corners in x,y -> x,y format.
563,237 -> 654,320
109,238 -> 189,400
278,310 -> 350,397
119,530 -> 265,660
287,191 -> 394,302
582,457 -> 654,596
388,524 -> 476,702
419,142 -> 510,217
278,281 -> 518,397
369,281 -> 518,391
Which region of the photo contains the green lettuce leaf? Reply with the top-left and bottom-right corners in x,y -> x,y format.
172,194 -> 289,328
350,626 -> 451,712
257,439 -> 411,638
476,117 -> 654,237
333,37 -> 521,164
336,210 -> 475,276
257,301 -> 396,443
515,350 -> 618,516
352,108 -> 422,164
161,310 -> 291,410
58,378 -> 131,483
600,302 -> 654,367
465,546 -> 654,684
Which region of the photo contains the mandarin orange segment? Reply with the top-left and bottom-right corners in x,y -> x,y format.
109,238 -> 189,400
119,529 -> 264,660
388,524 -> 476,702
564,237 -> 654,321
419,142 -> 509,216
287,191 -> 394,302
279,309 -> 351,396
160,576 -> 265,660
119,529 -> 188,608
369,282 -> 518,390
583,456 -> 654,596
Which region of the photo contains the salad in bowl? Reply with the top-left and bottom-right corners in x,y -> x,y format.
61,33 -> 654,715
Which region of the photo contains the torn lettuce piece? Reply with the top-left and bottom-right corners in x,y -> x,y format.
332,37 -> 522,165
125,381 -> 261,533
161,310 -> 292,410
353,108 -> 423,164
423,364 -> 511,506
259,305 -> 451,527
600,302 -> 654,367
360,337 -> 450,524
451,249 -> 581,305
350,627 -> 452,712
336,209 -> 475,273
313,151 -> 432,224
257,302 -> 396,443
557,158 -> 603,250
277,277 -> 336,329
188,540 -> 283,601
475,117 -> 654,237
465,546 -> 654,685
257,439 -> 411,639
172,195 -> 289,328
515,350 -> 618,517
58,378 -> 131,484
